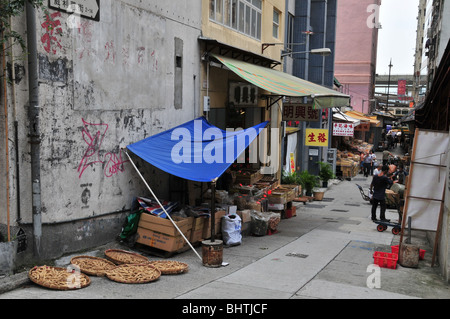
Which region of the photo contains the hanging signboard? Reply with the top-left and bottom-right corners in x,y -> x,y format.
398,79 -> 407,96
305,129 -> 329,147
283,104 -> 320,122
354,123 -> 370,132
49,0 -> 100,22
333,122 -> 354,137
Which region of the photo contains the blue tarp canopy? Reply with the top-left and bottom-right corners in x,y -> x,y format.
127,117 -> 269,182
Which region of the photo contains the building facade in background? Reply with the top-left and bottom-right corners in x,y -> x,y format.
334,0 -> 381,114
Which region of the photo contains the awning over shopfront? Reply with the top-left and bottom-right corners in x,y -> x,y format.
209,53 -> 350,109
127,116 -> 269,183
332,112 -> 361,126
344,110 -> 381,127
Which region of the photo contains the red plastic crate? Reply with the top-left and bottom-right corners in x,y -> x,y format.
373,251 -> 398,269
391,245 -> 426,260
420,249 -> 426,260
391,245 -> 399,254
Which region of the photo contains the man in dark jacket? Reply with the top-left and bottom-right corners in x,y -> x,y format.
369,165 -> 393,221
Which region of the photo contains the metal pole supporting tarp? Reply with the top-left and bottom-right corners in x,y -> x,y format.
124,150 -> 202,262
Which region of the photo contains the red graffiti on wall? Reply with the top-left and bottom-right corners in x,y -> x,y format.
78,119 -> 129,179
104,41 -> 116,63
41,10 -> 63,54
104,152 -> 128,178
76,20 -> 94,59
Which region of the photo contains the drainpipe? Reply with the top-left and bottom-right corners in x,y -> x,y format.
9,16 -> 21,223
2,25 -> 11,242
26,2 -> 42,259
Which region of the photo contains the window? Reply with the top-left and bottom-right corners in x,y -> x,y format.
286,13 -> 294,51
210,0 -> 262,40
273,9 -> 280,39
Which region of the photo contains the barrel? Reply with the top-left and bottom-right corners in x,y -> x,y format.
202,240 -> 223,268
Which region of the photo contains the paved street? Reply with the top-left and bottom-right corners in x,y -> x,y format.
1,156 -> 449,302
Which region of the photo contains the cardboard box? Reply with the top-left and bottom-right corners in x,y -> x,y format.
136,227 -> 191,252
202,210 -> 226,239
136,213 -> 193,252
190,217 -> 205,244
268,203 -> 285,210
138,213 -> 193,236
285,206 -> 296,218
268,191 -> 287,204
237,210 -> 252,236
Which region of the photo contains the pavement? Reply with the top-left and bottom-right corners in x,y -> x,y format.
0,147 -> 449,304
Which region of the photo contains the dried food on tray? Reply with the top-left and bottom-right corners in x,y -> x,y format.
105,263 -> 161,284
28,265 -> 91,290
70,256 -> 116,276
148,260 -> 189,275
105,249 -> 149,265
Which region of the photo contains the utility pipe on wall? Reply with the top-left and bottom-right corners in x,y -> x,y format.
26,2 -> 42,259
1,26 -> 11,242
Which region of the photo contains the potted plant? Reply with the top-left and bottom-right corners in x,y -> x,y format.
298,170 -> 319,196
318,161 -> 335,187
281,171 -> 300,185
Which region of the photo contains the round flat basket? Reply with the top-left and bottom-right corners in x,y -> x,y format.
105,263 -> 161,284
148,260 -> 189,275
28,265 -> 91,291
70,256 -> 116,277
104,249 -> 149,265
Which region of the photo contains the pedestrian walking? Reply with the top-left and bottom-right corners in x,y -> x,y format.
363,150 -> 375,177
369,165 -> 393,221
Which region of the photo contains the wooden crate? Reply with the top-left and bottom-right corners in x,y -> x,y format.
235,170 -> 262,185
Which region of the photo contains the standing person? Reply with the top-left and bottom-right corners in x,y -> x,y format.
373,162 -> 381,176
369,165 -> 393,221
370,151 -> 376,176
362,152 -> 371,177
360,152 -> 365,174
382,150 -> 393,166
363,150 -> 375,177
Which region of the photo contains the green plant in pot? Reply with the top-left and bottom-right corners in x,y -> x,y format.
281,171 -> 300,185
298,170 -> 319,196
318,161 -> 335,187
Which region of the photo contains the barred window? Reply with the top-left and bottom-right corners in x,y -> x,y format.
210,0 -> 262,40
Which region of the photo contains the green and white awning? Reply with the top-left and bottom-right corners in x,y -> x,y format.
210,53 -> 350,109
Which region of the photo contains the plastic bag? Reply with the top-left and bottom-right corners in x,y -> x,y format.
250,211 -> 280,236
120,209 -> 143,240
221,214 -> 242,246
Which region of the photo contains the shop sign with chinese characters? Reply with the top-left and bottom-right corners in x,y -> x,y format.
354,123 -> 370,132
305,129 -> 329,147
333,123 -> 354,137
283,104 -> 320,122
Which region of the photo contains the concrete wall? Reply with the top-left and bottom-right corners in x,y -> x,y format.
0,0 -> 202,262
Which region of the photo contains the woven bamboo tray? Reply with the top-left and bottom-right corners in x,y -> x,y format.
70,256 -> 116,277
104,249 -> 149,265
148,260 -> 189,275
28,265 -> 91,291
105,263 -> 161,284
